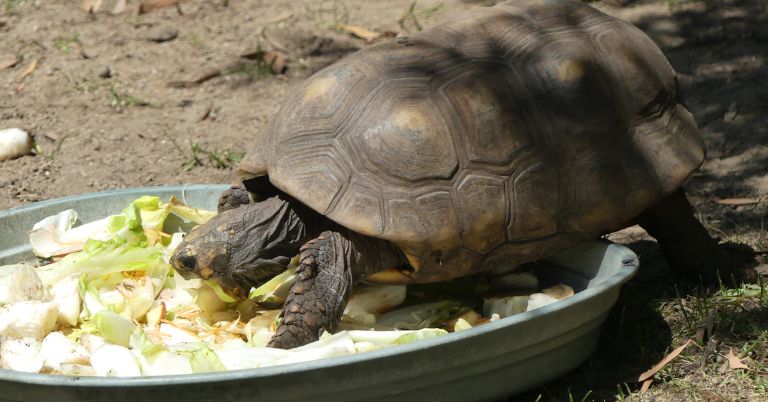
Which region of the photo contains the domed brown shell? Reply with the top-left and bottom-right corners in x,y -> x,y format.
239,0 -> 705,283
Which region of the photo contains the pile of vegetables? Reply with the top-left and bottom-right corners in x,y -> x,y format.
0,196 -> 574,377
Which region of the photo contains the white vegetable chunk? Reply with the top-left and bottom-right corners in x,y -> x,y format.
157,323 -> 201,345
56,364 -> 97,376
79,333 -> 107,355
28,210 -> 128,259
215,347 -> 294,371
272,331 -> 356,365
343,285 -> 406,326
526,284 -> 575,311
90,344 -> 142,377
0,128 -> 33,162
40,331 -> 90,371
0,301 -> 59,340
0,265 -> 49,305
483,296 -> 530,318
525,293 -> 560,311
133,350 -> 194,376
0,338 -> 45,373
28,209 -> 80,258
51,275 -> 81,327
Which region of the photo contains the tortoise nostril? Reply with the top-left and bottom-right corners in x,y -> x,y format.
175,249 -> 197,272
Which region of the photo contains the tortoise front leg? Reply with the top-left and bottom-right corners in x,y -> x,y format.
636,188 -> 751,284
217,182 -> 253,212
268,230 -> 406,349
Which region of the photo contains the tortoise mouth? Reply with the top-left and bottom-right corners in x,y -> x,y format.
209,273 -> 249,300
203,258 -> 292,301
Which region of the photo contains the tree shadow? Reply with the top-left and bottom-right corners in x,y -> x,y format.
626,0 -> 768,233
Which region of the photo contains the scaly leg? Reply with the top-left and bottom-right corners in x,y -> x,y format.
268,230 -> 405,349
636,188 -> 750,284
217,182 -> 253,212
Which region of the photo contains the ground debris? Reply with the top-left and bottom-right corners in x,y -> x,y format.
0,54 -> 19,70
16,59 -> 38,93
336,23 -> 396,43
726,348 -> 749,370
716,197 -> 762,206
638,339 -> 692,382
168,48 -> 288,88
240,48 -> 287,74
145,26 -> 179,43
139,0 -> 182,15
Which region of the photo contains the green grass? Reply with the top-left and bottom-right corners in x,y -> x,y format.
3,0 -> 22,15
108,84 -> 150,109
53,33 -> 80,53
222,60 -> 274,82
419,3 -> 443,18
181,142 -> 244,171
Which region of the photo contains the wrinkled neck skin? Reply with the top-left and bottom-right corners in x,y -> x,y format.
223,196 -> 328,289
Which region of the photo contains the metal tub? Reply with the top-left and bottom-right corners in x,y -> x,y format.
0,185 -> 638,402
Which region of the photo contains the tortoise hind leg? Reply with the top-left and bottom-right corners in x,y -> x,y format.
636,188 -> 743,284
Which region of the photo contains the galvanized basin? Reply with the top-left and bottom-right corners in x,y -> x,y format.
0,185 -> 638,402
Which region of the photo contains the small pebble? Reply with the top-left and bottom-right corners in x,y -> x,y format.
146,26 -> 179,43
98,65 -> 111,79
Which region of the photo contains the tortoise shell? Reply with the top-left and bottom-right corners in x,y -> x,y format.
239,0 -> 705,283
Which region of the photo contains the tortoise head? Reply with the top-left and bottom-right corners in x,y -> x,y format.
170,197 -> 308,299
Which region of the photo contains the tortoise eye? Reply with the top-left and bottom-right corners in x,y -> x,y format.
174,249 -> 197,272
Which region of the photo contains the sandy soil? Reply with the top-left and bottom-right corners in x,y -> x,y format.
1,0 -> 766,399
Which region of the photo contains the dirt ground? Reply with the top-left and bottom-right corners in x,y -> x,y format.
1,0 -> 767,400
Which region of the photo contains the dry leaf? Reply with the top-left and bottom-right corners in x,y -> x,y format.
337,23 -> 382,42
638,339 -> 691,382
716,198 -> 761,206
727,348 -> 749,370
241,49 -> 288,74
640,379 -> 652,394
139,0 -> 179,14
81,0 -> 103,13
262,50 -> 287,74
0,54 -> 19,70
16,59 -> 38,93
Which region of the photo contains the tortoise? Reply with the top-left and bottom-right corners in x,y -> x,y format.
171,0 -> 739,349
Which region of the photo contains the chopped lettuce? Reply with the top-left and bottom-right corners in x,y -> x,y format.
247,268 -> 296,306
129,329 -> 193,376
166,342 -> 226,373
393,328 -> 448,345
168,196 -> 217,225
36,239 -> 168,289
376,301 -> 470,330
82,310 -> 137,347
